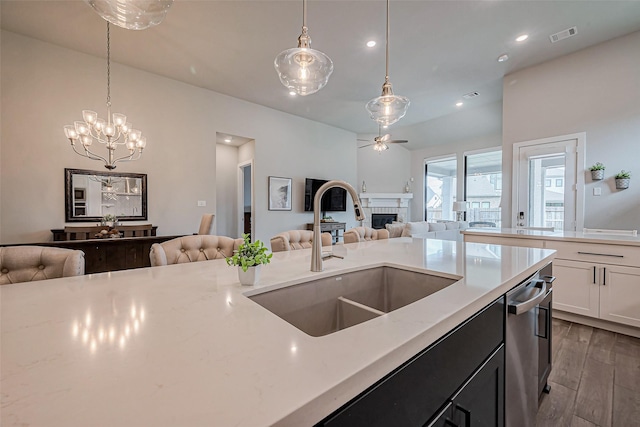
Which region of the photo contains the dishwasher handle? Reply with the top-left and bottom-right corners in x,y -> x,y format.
508,280 -> 547,315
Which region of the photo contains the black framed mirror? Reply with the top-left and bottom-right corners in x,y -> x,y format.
65,168 -> 148,222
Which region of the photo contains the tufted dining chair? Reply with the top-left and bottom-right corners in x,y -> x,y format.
270,230 -> 332,252
198,214 -> 215,235
149,235 -> 242,267
343,226 -> 390,244
0,246 -> 85,285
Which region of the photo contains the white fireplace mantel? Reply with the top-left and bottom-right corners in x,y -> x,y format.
359,193 -> 413,208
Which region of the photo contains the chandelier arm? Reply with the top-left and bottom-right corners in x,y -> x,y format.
87,128 -> 131,146
70,144 -> 109,165
111,150 -> 142,166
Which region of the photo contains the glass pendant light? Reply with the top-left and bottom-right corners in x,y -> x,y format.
274,0 -> 333,96
365,0 -> 410,126
84,0 -> 173,30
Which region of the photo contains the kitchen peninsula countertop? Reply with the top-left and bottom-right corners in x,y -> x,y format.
1,238 -> 554,426
462,227 -> 640,246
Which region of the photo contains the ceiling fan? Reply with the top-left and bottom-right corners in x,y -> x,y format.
358,131 -> 408,152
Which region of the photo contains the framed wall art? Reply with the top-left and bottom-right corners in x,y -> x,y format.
268,176 -> 292,211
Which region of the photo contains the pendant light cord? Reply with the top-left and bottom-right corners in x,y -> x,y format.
385,0 -> 390,80
302,0 -> 307,32
106,22 -> 112,110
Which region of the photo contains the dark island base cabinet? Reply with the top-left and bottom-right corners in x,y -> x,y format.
429,346 -> 504,427
317,297 -> 505,427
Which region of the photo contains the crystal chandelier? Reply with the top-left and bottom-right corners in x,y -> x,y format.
84,0 -> 173,30
274,0 -> 333,96
64,22 -> 146,170
365,0 -> 410,126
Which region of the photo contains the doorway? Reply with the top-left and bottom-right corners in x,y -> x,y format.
513,133 -> 585,231
238,161 -> 253,239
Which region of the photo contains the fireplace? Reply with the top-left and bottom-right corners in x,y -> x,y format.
371,213 -> 397,229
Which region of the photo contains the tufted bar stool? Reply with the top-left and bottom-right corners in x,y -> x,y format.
0,246 -> 85,285
343,226 -> 390,244
270,230 -> 332,252
149,235 -> 243,267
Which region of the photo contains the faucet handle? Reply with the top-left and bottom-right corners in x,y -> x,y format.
321,252 -> 344,261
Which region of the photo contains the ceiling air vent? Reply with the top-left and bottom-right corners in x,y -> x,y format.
550,26 -> 578,43
462,91 -> 479,100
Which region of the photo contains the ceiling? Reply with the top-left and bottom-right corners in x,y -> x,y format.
3,1 -> 640,141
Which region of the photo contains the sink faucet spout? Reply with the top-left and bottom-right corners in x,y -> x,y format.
311,180 -> 365,272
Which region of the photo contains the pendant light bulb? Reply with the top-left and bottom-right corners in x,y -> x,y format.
274,0 -> 333,96
365,0 -> 410,126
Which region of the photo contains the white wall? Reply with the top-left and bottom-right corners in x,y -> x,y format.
0,31 -> 357,244
357,135 -> 411,194
502,31 -> 640,230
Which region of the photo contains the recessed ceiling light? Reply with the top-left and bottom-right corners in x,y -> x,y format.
382,125 -> 388,129
455,102 -> 463,107
224,138 -> 232,143
289,91 -> 297,96
497,53 -> 509,62
516,34 -> 529,42
366,40 -> 376,48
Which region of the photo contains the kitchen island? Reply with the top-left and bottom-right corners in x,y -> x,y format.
1,238 -> 554,426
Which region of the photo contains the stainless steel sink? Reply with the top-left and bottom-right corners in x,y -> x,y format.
248,266 -> 457,337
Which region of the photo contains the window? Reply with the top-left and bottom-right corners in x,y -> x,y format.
425,157 -> 457,222
545,179 -> 551,187
556,178 -> 563,187
464,150 -> 502,227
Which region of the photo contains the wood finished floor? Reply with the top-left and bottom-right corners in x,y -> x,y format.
536,319 -> 640,427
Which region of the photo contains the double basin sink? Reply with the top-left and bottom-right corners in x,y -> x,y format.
249,266 -> 458,337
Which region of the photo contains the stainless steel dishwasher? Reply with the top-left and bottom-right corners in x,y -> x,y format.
505,264 -> 554,427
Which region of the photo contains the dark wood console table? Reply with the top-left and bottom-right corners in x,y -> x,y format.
6,235 -> 181,274
51,225 -> 158,241
306,222 -> 346,243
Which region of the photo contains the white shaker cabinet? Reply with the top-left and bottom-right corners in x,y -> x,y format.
600,265 -> 640,328
552,259 -> 600,318
553,260 -> 640,328
463,231 -> 640,330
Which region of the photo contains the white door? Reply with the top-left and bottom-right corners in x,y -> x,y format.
513,134 -> 584,231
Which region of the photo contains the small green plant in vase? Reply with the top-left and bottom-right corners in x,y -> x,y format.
102,214 -> 118,227
615,170 -> 631,189
226,234 -> 272,285
588,162 -> 605,180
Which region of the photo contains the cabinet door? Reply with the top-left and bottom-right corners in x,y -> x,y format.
600,265 -> 640,328
450,346 -> 504,427
552,259 -> 599,318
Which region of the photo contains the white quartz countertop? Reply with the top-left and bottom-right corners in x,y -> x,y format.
462,227 -> 640,246
1,238 -> 554,427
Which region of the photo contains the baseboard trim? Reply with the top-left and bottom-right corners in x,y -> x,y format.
553,311 -> 640,338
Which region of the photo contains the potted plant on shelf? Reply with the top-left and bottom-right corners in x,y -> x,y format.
101,214 -> 118,227
226,234 -> 272,286
588,162 -> 605,180
615,170 -> 631,189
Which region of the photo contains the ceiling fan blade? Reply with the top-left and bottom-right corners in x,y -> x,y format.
358,143 -> 375,148
380,134 -> 391,142
357,139 -> 370,142
388,140 -> 409,144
